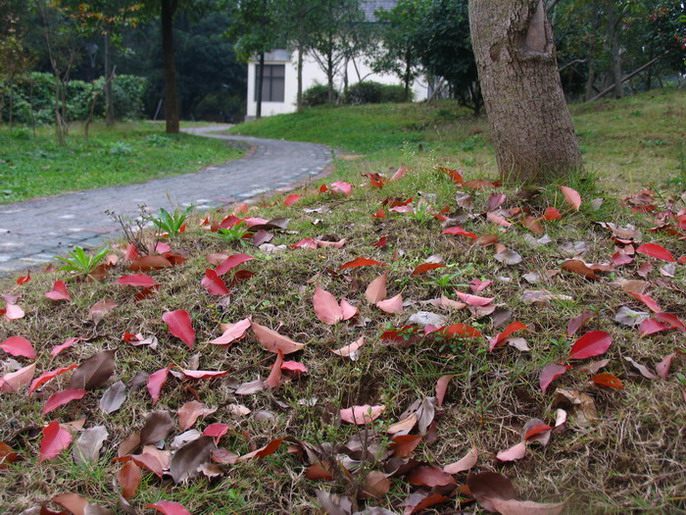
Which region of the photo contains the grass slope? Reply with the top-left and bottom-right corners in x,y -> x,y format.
0,122 -> 244,204
231,89 -> 686,193
0,92 -> 684,514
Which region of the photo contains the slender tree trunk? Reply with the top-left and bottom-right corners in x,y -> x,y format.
585,59 -> 596,101
469,0 -> 582,182
256,52 -> 264,119
403,49 -> 411,102
606,0 -> 623,99
104,34 -> 114,126
161,0 -> 179,133
327,37 -> 335,102
296,44 -> 304,112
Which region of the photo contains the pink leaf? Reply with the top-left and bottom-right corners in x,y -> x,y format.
376,294 -> 403,314
284,194 -> 301,206
340,257 -> 387,269
469,279 -> 493,294
539,364 -> 568,393
442,226 -> 477,240
146,501 -> 191,515
329,181 -> 352,196
4,303 -> 24,320
339,298 -> 358,320
215,254 -> 254,276
455,291 -> 494,306
45,281 -> 70,301
147,367 -> 170,404
115,274 -> 158,288
636,243 -> 676,262
202,423 -> 231,444
569,331 -> 612,360
627,292 -> 662,313
0,363 -> 36,393
281,360 -> 308,373
567,311 -> 593,337
29,365 -> 78,395
39,421 -> 72,462
655,352 -> 677,379
251,321 -> 306,354
178,401 -> 217,431
332,336 -> 365,360
560,185 -> 581,210
179,369 -> 229,379
340,405 -> 385,425
313,286 -> 343,325
496,440 -> 527,462
43,388 -> 88,414
365,274 -> 388,304
163,310 -> 195,349
51,337 -> 82,358
1,336 -> 36,359
638,318 -> 669,337
290,238 -> 318,249
201,269 -> 229,296
490,498 -> 566,515
486,211 -> 512,227
443,445 -> 478,474
264,351 -> 284,389
209,318 -> 251,345
435,375 -> 453,407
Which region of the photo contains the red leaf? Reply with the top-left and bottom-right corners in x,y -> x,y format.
569,331 -> 612,360
469,278 -> 492,293
201,269 -> 229,296
339,257 -> 387,269
638,318 -> 669,337
237,438 -> 284,461
372,208 -> 387,218
437,166 -> 464,184
654,312 -> 686,332
406,465 -> 457,487
163,310 -> 195,348
442,323 -> 483,338
202,423 -> 231,444
627,291 -> 662,313
567,311 -> 593,337
290,238 -> 317,249
412,263 -> 446,276
264,351 -> 284,389
313,287 -> 343,325
455,291 -> 494,306
591,372 -> 624,389
50,337 -> 82,358
543,207 -> 562,220
209,318 -> 251,346
489,321 -> 527,351
16,272 -> 31,285
539,364 -> 568,393
284,194 -> 301,206
1,336 -> 35,359
373,236 -> 388,247
115,274 -> 158,288
636,243 -> 676,262
45,280 -> 70,301
146,501 -> 191,515
442,226 -> 477,240
389,435 -> 423,459
340,405 -> 385,425
118,460 -> 142,500
329,181 -> 352,196
560,185 -> 581,210
39,421 -> 72,462
43,388 -> 88,414
215,254 -> 254,276
147,367 -> 170,404
29,365 -> 78,395
282,360 -> 308,373
251,321 -> 306,354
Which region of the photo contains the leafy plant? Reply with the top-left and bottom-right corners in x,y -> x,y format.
406,201 -> 435,225
214,221 -> 250,244
147,206 -> 194,236
56,246 -> 109,277
108,142 -> 134,155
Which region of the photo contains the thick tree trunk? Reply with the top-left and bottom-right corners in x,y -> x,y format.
161,0 -> 179,134
469,0 -> 582,182
256,52 -> 264,119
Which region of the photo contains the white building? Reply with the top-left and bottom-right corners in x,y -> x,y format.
245,0 -> 430,119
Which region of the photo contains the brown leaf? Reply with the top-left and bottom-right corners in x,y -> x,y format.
365,274 -> 388,304
88,299 -> 118,325
170,435 -> 216,484
467,471 -> 517,512
489,498 -> 566,515
72,425 -> 108,465
140,411 -> 174,446
128,255 -> 172,271
561,260 -> 599,281
69,350 -> 116,390
406,465 -> 456,487
178,401 -> 217,431
118,460 -> 142,500
360,470 -> 390,499
443,445 -> 478,474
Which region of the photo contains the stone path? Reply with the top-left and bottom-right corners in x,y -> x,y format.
0,126 -> 332,275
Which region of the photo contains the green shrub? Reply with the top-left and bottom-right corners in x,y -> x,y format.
302,84 -> 338,107
343,81 -> 411,105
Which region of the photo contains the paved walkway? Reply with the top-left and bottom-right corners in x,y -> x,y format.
0,126 -> 332,275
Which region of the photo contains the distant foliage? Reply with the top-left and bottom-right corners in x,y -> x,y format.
343,81 -> 410,105
302,84 -> 337,107
0,72 -> 147,124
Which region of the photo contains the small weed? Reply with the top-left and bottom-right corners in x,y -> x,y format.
107,141 -> 134,155
56,245 -> 109,277
214,221 -> 250,243
147,206 -> 194,236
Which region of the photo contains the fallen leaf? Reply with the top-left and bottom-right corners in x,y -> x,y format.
496,440 -> 527,462
340,405 -> 385,425
163,310 -> 195,349
407,465 -> 457,487
443,445 -> 479,474
560,185 -> 581,210
178,401 -> 217,431
28,364 -> 76,395
52,493 -> 88,515
569,331 -> 612,360
100,380 -> 127,414
215,253 -> 254,276
567,311 -> 593,336
118,460 -> 141,500
146,501 -> 191,515
412,263 -> 446,276
236,438 -> 283,461
73,425 -> 108,465
539,364 -> 568,393
251,321 -> 306,354
389,434 -> 423,458
88,299 -> 118,325
264,351 -> 284,389
3,303 -> 24,320
43,388 -> 88,414
340,257 -> 387,269
442,226 -> 477,239
284,194 -> 301,206
170,435 -> 216,484
202,423 -> 231,444
636,243 -> 676,262
365,274 -> 388,304
590,373 -> 624,389
495,248 -> 522,265
376,294 -> 403,314
45,280 -> 70,301
361,470 -> 391,499
313,287 -> 343,325
489,321 -> 527,351
201,269 -> 229,296
655,352 -> 677,379
561,260 -> 599,281
147,367 -> 170,404
70,349 -> 116,390
1,336 -> 35,359
129,255 -> 172,271
638,318 -> 669,337
140,411 -> 174,446
627,291 -> 662,313
331,336 -> 365,360
39,421 -> 72,462
623,357 -> 658,380
116,274 -> 158,288
210,317 -> 251,346
435,375 -> 453,407
467,471 -> 518,513
614,306 -> 649,327
490,498 -> 566,515
330,181 -> 352,196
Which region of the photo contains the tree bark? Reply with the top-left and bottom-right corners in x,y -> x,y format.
606,0 -> 623,99
161,0 -> 179,134
469,0 -> 582,182
256,52 -> 264,119
296,44 -> 304,112
104,34 -> 114,126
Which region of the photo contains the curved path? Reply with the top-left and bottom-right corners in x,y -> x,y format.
0,126 -> 332,275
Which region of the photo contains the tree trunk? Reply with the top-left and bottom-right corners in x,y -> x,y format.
104,34 -> 114,126
256,52 -> 264,119
468,0 -> 582,182
585,58 -> 596,101
327,37 -> 335,102
606,0 -> 623,99
161,0 -> 179,134
403,49 -> 411,102
296,44 -> 304,112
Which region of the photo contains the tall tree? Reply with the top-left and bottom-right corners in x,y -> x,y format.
469,0 -> 582,182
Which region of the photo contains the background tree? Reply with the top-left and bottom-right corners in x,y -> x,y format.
0,1 -> 33,127
469,0 -> 582,182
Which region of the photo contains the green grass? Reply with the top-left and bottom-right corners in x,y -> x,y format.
0,121 -> 244,203
231,88 -> 686,193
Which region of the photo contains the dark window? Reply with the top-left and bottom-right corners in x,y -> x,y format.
254,64 -> 285,102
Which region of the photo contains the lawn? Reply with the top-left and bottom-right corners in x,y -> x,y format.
230,88 -> 686,194
0,91 -> 684,514
0,122 -> 244,204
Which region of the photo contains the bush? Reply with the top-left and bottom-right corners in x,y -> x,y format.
302,84 -> 338,107
0,72 -> 147,125
343,81 -> 411,105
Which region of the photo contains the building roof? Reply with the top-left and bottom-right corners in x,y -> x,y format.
361,0 -> 397,22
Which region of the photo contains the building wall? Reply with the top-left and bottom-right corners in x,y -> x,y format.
246,49 -> 429,119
